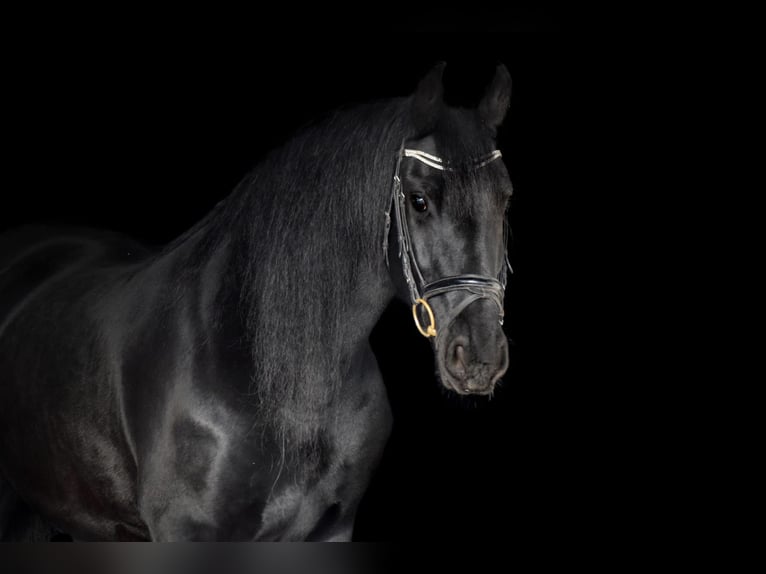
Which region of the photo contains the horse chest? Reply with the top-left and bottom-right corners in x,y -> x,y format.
254,386 -> 392,541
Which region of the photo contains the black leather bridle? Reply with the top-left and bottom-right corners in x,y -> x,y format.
383,143 -> 512,339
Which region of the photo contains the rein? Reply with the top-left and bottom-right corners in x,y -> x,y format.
383,143 -> 512,340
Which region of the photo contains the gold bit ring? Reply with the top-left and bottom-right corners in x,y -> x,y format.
412,298 -> 437,338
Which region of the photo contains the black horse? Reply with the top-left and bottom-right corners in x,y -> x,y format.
0,63 -> 513,541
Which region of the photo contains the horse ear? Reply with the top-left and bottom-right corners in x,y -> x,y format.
479,64 -> 512,130
412,62 -> 446,134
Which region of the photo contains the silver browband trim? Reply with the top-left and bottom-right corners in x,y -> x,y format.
403,149 -> 503,171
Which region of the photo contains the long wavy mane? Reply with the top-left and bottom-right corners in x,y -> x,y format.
196,99 -> 413,450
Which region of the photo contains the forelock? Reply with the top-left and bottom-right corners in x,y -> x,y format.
433,108 -> 504,219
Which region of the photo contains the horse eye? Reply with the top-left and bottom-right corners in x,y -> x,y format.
410,195 -> 428,213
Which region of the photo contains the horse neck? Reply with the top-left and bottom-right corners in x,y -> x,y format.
130,219 -> 240,335
132,170 -> 396,365
125,104 -> 406,424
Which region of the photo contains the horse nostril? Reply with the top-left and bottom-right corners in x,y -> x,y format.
447,338 -> 468,380
491,337 -> 510,385
455,344 -> 465,368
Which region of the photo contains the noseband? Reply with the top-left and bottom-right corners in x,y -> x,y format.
383,143 -> 512,339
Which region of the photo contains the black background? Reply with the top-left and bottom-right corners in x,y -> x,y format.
2,7 -> 636,542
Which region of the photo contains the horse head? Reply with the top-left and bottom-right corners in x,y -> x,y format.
386,62 -> 513,396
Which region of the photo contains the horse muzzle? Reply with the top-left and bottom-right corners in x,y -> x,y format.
436,305 -> 510,395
